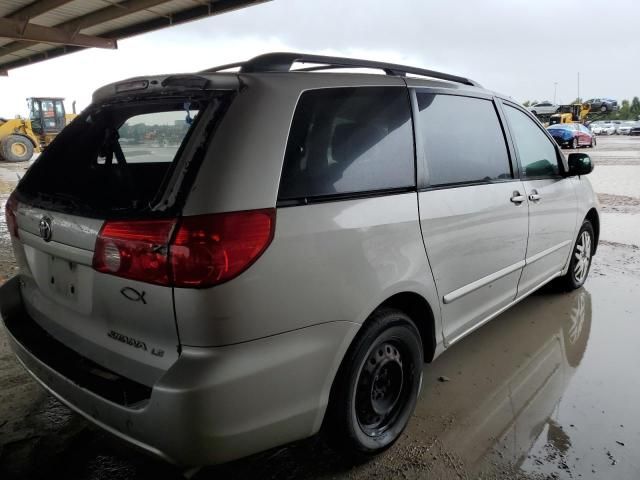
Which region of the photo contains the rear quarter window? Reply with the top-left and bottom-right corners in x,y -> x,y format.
278,87 -> 414,202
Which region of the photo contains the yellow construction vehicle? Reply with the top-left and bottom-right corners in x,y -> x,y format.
549,103 -> 590,126
0,97 -> 76,162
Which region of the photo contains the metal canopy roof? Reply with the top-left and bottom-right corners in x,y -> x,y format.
0,0 -> 270,75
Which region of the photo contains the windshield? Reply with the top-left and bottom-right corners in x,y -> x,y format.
17,93 -> 229,217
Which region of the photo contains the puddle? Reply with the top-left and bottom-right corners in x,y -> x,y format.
600,213 -> 640,246
588,165 -> 640,199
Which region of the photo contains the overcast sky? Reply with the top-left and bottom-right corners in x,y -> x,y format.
0,0 -> 638,117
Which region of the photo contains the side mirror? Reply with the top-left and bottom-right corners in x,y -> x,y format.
567,153 -> 594,176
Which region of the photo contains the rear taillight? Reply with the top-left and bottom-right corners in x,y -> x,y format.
170,209 -> 275,287
92,209 -> 275,288
5,193 -> 19,238
93,219 -> 176,285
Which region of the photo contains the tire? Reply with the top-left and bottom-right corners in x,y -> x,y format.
552,220 -> 595,292
600,105 -> 607,112
0,135 -> 34,162
323,308 -> 423,457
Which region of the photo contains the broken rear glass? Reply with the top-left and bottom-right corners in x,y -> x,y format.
17,93 -> 229,217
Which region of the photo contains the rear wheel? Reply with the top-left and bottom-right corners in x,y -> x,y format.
0,135 -> 34,162
600,105 -> 607,112
552,220 -> 595,291
323,308 -> 423,457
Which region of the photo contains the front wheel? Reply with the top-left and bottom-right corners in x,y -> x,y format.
0,135 -> 34,162
552,220 -> 595,291
323,308 -> 423,457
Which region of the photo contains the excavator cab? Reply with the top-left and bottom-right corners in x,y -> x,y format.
28,97 -> 66,135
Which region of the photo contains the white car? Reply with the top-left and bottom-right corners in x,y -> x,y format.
528,101 -> 560,116
617,121 -> 637,135
591,122 -> 616,135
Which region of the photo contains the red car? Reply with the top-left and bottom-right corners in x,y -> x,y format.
547,123 -> 596,149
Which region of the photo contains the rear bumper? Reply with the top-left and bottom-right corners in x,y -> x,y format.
0,276 -> 359,466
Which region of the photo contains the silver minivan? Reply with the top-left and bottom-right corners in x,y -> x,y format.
0,53 -> 599,466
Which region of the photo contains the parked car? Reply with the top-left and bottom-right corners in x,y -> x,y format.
547,123 -> 596,148
630,123 -> 640,136
591,121 -> 617,135
585,98 -> 618,112
528,101 -> 560,116
0,53 -> 600,467
618,121 -> 638,135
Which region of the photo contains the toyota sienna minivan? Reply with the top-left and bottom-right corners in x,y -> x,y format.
0,53 -> 599,466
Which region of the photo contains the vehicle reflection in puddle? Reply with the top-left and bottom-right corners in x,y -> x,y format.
406,288 -> 591,477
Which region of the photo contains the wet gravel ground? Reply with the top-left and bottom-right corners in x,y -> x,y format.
1,136 -> 640,479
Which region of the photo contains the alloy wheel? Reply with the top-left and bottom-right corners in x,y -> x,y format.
573,230 -> 592,284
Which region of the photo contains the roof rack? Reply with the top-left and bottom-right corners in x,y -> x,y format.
202,52 -> 481,87
200,61 -> 245,73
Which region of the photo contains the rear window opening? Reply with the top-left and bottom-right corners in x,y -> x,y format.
17,93 -> 230,217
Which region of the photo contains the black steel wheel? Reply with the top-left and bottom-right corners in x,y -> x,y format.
323,308 -> 423,457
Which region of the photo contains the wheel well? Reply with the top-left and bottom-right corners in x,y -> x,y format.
376,292 -> 436,363
585,208 -> 599,254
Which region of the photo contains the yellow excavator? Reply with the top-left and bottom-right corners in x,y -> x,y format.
549,103 -> 590,126
0,97 -> 76,162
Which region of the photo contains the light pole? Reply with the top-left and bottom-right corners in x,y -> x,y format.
554,82 -> 558,104
577,72 -> 580,103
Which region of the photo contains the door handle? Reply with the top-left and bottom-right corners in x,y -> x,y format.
510,191 -> 525,204
528,189 -> 541,202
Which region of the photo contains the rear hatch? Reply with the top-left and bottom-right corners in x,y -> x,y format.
7,81 -> 235,387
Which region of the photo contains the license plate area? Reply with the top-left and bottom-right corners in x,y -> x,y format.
47,255 -> 79,300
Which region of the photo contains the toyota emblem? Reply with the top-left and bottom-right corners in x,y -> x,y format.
39,216 -> 52,242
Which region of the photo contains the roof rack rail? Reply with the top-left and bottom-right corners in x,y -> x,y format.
200,61 -> 245,73
232,52 -> 481,87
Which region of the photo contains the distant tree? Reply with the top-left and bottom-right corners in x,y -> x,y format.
522,100 -> 531,107
617,100 -> 631,120
631,97 -> 640,117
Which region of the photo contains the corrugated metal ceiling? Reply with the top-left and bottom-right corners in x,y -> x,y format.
0,0 -> 269,74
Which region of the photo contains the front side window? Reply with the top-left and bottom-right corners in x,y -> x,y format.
504,105 -> 560,178
117,110 -> 198,163
279,87 -> 414,201
416,93 -> 512,186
